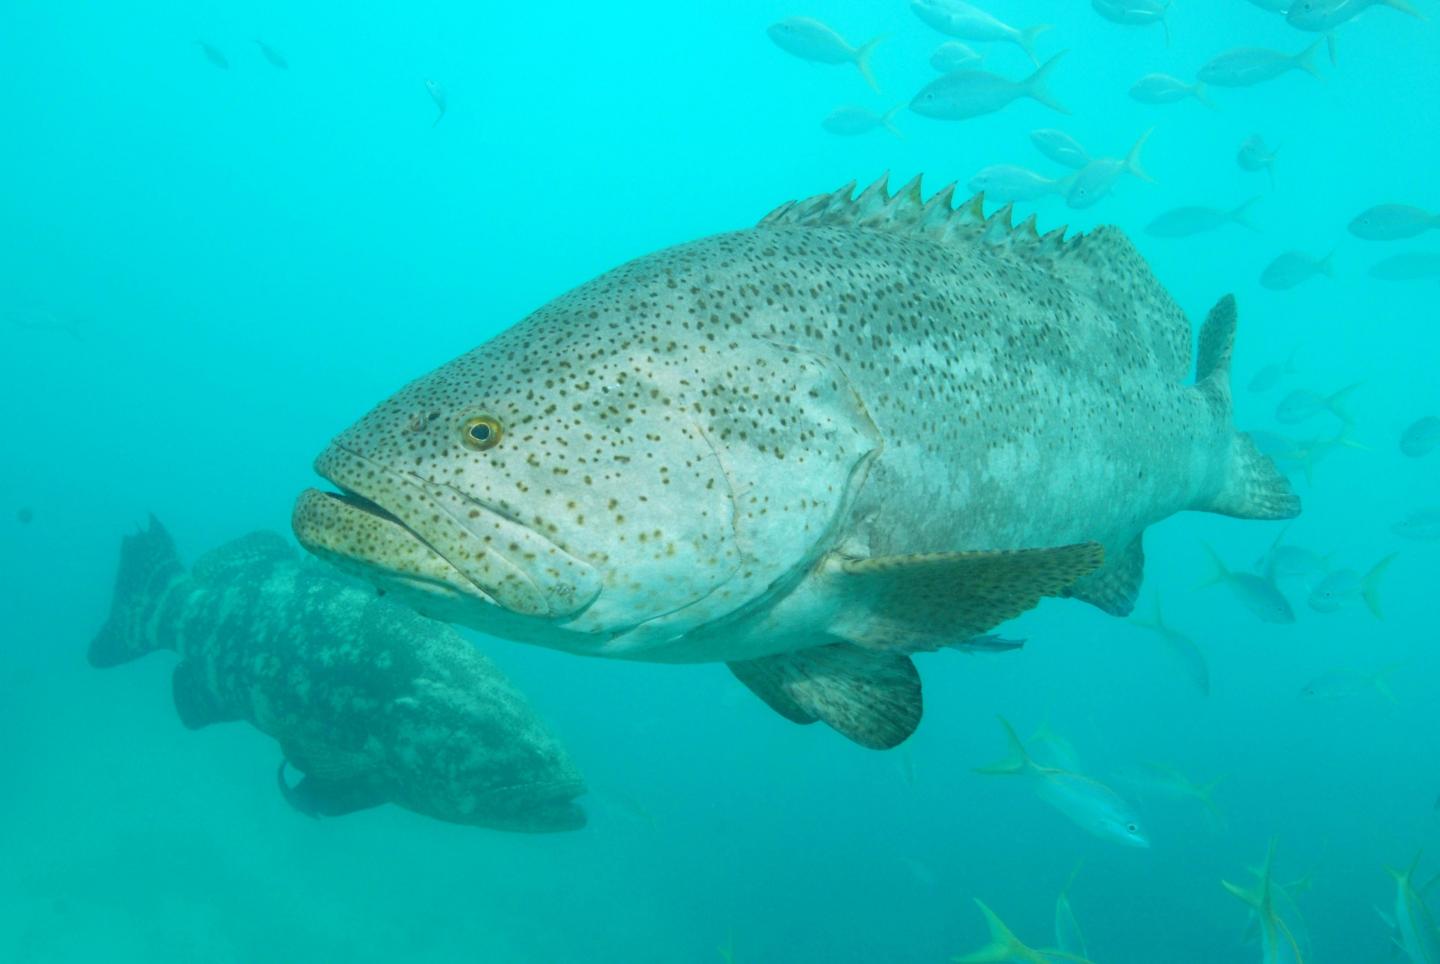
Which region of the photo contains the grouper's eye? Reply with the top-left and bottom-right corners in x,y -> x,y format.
462,415 -> 503,451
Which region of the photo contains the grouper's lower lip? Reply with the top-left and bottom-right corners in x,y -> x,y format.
295,444 -> 602,619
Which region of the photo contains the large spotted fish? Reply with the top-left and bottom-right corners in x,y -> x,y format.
293,176 -> 1299,750
90,518 -> 586,831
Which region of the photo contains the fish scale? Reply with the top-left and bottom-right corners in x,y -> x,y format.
294,175 -> 1300,749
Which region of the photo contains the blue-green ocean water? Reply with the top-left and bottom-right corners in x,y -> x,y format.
2,1 -> 1438,960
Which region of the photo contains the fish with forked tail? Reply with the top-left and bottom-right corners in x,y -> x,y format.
293,175 -> 1299,751
90,518 -> 586,831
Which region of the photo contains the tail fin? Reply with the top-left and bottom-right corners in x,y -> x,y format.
1194,296 -> 1302,520
1125,128 -> 1155,183
1197,777 -> 1227,830
976,716 -> 1037,776
1361,554 -> 1398,619
853,34 -> 886,93
1018,24 -> 1054,66
1198,543 -> 1231,588
1024,51 -> 1070,115
1318,249 -> 1336,279
1230,196 -> 1262,231
89,515 -> 184,667
880,104 -> 905,140
1295,39 -> 1324,79
1193,81 -> 1215,110
1323,382 -> 1362,422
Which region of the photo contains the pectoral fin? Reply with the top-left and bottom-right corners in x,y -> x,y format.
728,643 -> 921,750
171,658 -> 240,730
829,542 -> 1105,651
276,760 -> 388,818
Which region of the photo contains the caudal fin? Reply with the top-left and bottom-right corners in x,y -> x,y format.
1362,554 -> 1399,619
975,716 -> 1037,776
1295,39 -> 1324,79
1192,81 -> 1216,110
1126,128 -> 1155,183
1024,51 -> 1070,115
1194,296 -> 1302,521
853,34 -> 886,93
89,516 -> 184,667
1017,24 -> 1053,66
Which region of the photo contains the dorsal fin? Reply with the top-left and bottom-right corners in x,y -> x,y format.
758,176 -> 1194,380
758,174 -> 1066,252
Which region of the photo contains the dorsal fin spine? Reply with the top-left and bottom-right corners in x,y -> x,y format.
758,176 -> 1074,254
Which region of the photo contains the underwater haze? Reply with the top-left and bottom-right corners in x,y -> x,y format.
3,0 -> 1439,961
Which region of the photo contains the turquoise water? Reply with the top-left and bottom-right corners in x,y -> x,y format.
2,0 -> 1438,960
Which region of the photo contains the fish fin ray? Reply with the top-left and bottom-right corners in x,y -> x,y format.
1062,532 -> 1144,616
1194,297 -> 1300,520
191,530 -> 294,583
830,543 -> 1103,650
728,643 -> 921,749
90,515 -> 185,667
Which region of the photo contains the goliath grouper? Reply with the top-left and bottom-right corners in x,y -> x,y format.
292,175 -> 1299,750
90,517 -> 585,831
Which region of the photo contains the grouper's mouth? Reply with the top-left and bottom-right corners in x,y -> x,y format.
292,445 -> 602,620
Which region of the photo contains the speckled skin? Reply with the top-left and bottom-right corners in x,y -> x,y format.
294,176 -> 1295,665
90,522 -> 585,832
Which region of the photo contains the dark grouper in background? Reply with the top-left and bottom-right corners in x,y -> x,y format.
294,176 -> 1299,752
89,517 -> 586,832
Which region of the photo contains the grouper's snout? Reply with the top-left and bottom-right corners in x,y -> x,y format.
293,441 -> 603,622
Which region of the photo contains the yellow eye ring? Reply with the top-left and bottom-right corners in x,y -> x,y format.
461,415 -> 503,451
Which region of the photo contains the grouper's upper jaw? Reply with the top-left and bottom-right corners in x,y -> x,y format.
292,444 -> 603,624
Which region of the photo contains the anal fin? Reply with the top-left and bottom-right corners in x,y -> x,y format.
830,542 -> 1105,651
1062,533 -> 1144,616
728,643 -> 921,750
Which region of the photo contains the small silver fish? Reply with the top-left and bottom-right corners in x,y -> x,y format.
1392,507 -> 1440,541
1349,204 -> 1440,241
767,17 -> 884,92
1247,348 -> 1298,392
1237,134 -> 1279,187
910,52 -> 1069,120
978,718 -> 1150,848
1130,592 -> 1210,696
1387,856 -> 1440,964
1275,384 -> 1358,424
1146,199 -> 1258,238
1029,128 -> 1090,169
967,164 -> 1073,203
1400,417 -> 1440,458
424,78 -> 447,127
1300,665 -> 1400,702
253,39 -> 288,69
1197,42 -> 1322,86
910,0 -> 1052,65
1260,250 -> 1334,290
1065,129 -> 1153,210
1092,0 -> 1172,43
1255,530 -> 1331,584
1130,73 -> 1212,107
195,41 -> 229,70
955,634 -> 1026,653
930,41 -> 983,73
1307,555 -> 1396,617
822,105 -> 903,138
1200,544 -> 1296,623
1369,252 -> 1440,281
1288,0 -> 1423,31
